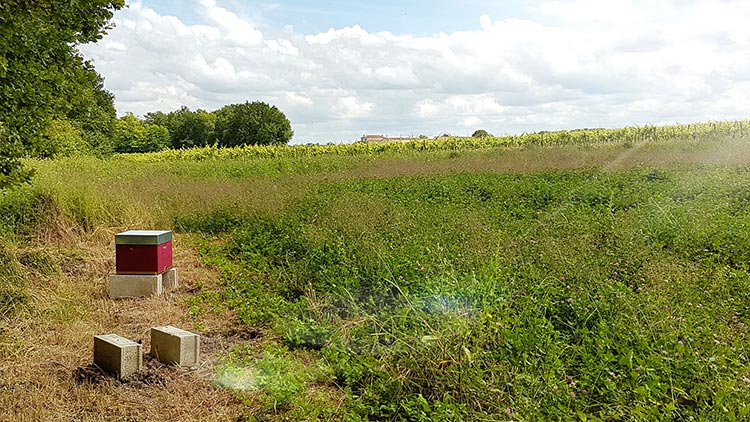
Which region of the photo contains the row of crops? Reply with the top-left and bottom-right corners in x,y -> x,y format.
118,119 -> 750,162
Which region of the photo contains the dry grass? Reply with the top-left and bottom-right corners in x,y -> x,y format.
128,176 -> 312,219
0,230 -> 256,421
342,139 -> 750,180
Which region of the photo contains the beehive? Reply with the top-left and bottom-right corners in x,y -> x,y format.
115,230 -> 173,274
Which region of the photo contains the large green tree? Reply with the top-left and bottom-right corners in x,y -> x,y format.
68,74 -> 118,154
214,101 -> 293,147
146,106 -> 216,149
0,0 -> 123,188
32,75 -> 118,158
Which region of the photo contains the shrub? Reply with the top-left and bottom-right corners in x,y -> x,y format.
0,188 -> 57,238
112,113 -> 169,153
33,120 -> 90,158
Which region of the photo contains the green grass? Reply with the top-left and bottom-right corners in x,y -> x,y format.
186,166 -> 750,420
4,132 -> 750,420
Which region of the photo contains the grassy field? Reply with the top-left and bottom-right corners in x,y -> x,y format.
2,127 -> 750,420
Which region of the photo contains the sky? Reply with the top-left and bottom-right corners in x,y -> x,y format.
80,0 -> 750,144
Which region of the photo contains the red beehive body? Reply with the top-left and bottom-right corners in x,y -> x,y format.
115,230 -> 173,274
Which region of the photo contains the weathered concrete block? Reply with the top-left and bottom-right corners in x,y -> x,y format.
108,273 -> 163,298
163,267 -> 179,291
94,334 -> 142,379
150,326 -> 199,367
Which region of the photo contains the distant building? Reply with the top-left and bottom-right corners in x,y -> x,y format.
362,134 -> 386,143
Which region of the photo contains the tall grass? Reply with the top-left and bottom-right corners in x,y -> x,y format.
4,122 -> 750,420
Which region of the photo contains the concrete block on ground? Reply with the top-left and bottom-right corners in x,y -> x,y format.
94,334 -> 142,380
108,273 -> 163,298
163,267 -> 179,291
150,325 -> 199,367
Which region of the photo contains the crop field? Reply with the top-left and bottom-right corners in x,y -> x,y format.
2,124 -> 750,420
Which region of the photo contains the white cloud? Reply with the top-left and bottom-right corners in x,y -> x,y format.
464,117 -> 482,127
539,0 -> 641,24
416,99 -> 439,117
104,40 -> 127,52
336,96 -> 374,119
284,92 -> 314,107
198,0 -> 262,45
80,0 -> 750,143
192,24 -> 221,41
265,39 -> 300,56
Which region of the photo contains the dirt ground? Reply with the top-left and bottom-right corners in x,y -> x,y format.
0,231 -> 258,421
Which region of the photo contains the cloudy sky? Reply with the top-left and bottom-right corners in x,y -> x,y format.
80,0 -> 750,144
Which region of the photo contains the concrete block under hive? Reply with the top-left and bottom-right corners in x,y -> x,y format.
108,273 -> 163,298
162,267 -> 179,291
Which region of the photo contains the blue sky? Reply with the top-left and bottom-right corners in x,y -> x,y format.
80,0 -> 750,143
144,0 -> 532,35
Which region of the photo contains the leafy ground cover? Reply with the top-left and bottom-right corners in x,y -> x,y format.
1,131 -> 750,420
187,166 -> 750,420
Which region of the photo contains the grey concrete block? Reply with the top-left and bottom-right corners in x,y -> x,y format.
94,334 -> 142,380
108,273 -> 163,298
150,326 -> 199,367
163,267 -> 179,291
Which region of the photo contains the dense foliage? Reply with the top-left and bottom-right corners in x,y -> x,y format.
185,163 -> 750,420
214,101 -> 294,147
143,102 -> 293,149
112,113 -> 170,153
0,0 -> 122,188
145,106 -> 216,149
471,129 -> 492,138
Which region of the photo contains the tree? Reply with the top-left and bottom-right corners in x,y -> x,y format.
112,114 -> 169,153
0,0 -> 123,188
172,108 -> 215,149
472,129 -> 492,138
68,74 -> 118,154
146,106 -> 216,149
214,102 -> 293,147
144,111 -> 170,129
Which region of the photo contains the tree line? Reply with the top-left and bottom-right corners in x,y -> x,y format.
116,102 -> 293,153
0,0 -> 293,189
0,0 -> 125,188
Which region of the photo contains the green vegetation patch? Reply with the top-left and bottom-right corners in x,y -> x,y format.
217,344 -> 343,421
192,166 -> 750,420
0,188 -> 57,238
10,131 -> 750,420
